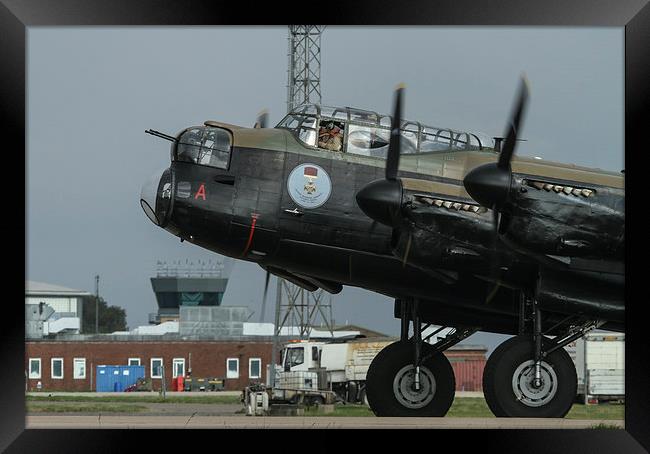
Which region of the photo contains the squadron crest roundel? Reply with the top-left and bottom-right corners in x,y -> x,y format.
287,163 -> 332,209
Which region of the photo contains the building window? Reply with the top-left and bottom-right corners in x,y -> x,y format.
151,358 -> 163,378
226,358 -> 239,379
128,358 -> 141,366
73,358 -> 86,379
51,358 -> 64,379
249,358 -> 262,379
29,358 -> 41,379
172,358 -> 185,378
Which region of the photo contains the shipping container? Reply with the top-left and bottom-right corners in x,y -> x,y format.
96,365 -> 146,392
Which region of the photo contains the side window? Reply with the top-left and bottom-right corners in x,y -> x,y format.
347,124 -> 390,158
151,358 -> 163,379
277,114 -> 318,147
73,358 -> 86,379
226,358 -> 239,379
451,132 -> 469,150
249,358 -> 262,379
420,129 -> 452,152
400,123 -> 419,154
51,358 -> 64,379
286,347 -> 305,368
29,358 -> 41,379
317,120 -> 345,152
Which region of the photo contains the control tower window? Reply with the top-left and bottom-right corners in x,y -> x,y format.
176,126 -> 232,169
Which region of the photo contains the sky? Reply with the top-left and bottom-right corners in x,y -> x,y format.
26,26 -> 623,355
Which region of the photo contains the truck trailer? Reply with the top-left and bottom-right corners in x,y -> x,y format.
564,331 -> 625,403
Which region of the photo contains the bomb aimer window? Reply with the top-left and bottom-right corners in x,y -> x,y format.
175,126 -> 232,169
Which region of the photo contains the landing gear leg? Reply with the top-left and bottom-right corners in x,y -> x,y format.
365,299 -> 476,417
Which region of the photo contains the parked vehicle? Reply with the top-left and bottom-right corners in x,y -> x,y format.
564,331 -> 625,403
242,337 -> 397,414
278,337 -> 396,404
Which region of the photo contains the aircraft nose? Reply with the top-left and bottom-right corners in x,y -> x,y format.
140,167 -> 172,226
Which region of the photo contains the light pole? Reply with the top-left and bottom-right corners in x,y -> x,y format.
95,275 -> 99,334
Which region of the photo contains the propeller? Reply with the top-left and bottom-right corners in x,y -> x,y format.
253,109 -> 269,129
463,75 -> 529,283
355,84 -> 405,228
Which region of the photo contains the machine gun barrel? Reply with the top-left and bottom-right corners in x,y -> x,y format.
145,129 -> 177,142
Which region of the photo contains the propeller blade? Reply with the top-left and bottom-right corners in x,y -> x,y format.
489,208 -> 500,280
386,84 -> 405,181
498,75 -> 529,170
254,109 -> 269,129
260,270 -> 270,323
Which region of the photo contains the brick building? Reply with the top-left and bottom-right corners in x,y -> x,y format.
25,339 -> 273,392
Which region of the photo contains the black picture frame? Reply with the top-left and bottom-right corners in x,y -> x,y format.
3,0 -> 647,451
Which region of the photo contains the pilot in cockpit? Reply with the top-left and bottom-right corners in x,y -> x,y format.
318,121 -> 343,152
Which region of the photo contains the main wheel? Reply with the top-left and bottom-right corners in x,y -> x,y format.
365,341 -> 455,417
483,335 -> 577,418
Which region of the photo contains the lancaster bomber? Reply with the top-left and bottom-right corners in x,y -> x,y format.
141,77 -> 624,418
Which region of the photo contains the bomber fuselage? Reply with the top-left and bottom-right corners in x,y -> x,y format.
141,117 -> 624,334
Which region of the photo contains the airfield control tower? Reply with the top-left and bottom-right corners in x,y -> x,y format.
149,260 -> 229,324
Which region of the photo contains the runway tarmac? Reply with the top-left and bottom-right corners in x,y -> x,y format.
26,415 -> 624,429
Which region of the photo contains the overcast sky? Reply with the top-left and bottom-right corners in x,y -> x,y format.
26,27 -> 623,354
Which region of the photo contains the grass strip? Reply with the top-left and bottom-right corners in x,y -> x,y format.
27,403 -> 147,413
26,395 -> 240,405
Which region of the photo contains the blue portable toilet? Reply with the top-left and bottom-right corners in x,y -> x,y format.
96,365 -> 111,392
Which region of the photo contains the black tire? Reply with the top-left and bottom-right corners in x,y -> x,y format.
365,341 -> 455,417
308,395 -> 324,406
483,335 -> 577,418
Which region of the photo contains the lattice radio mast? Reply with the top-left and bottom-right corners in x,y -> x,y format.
270,26 -> 332,386
286,25 -> 325,112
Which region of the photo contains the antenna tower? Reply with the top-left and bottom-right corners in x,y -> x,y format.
270,25 -> 333,387
286,25 -> 325,112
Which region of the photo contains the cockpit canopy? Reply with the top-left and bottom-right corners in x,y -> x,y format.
276,104 -> 491,158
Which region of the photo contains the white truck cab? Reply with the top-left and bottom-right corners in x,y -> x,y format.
282,340 -> 324,372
